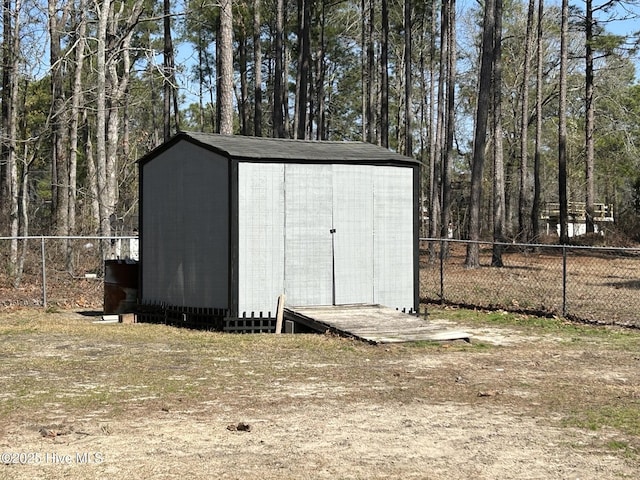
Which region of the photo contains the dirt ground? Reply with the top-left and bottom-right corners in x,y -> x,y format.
0,308 -> 639,479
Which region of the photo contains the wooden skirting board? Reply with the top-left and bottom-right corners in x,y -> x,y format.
284,304 -> 472,344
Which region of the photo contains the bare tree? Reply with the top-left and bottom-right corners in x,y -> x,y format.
466,0 -> 496,267
238,17 -> 250,135
428,0 -> 439,244
294,0 -> 311,139
362,0 -> 375,143
558,0 -> 569,243
49,0 -> 71,235
94,0 -> 143,242
2,0 -> 21,275
585,0 -> 595,233
253,0 -> 263,136
219,0 -> 234,135
491,0 -> 505,267
273,0 -> 285,137
163,0 -> 177,141
519,0 -> 536,242
68,1 -> 88,239
531,0 -> 544,240
441,0 -> 456,244
428,0 -> 440,259
314,0 -> 327,140
380,0 -> 389,148
95,0 -> 110,238
0,0 -> 9,228
400,0 -> 410,154
431,0 -> 448,248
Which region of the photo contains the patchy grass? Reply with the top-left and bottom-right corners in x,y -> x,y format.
428,305 -> 640,345
1,307 -> 640,479
564,405 -> 640,437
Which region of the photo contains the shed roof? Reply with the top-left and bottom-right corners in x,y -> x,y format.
139,131 -> 419,166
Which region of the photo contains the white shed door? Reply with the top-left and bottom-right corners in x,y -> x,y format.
332,165 -> 374,304
283,163 -> 414,311
284,164 -> 334,306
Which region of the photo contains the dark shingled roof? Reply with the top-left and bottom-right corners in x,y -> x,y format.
139,131 -> 419,166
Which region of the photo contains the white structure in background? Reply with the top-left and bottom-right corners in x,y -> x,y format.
112,235 -> 139,261
541,202 -> 614,237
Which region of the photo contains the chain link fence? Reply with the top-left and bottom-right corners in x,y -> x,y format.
0,236 -> 138,309
420,239 -> 640,327
2,236 -> 640,328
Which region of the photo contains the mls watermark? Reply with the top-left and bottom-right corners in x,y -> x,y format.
1,451 -> 104,465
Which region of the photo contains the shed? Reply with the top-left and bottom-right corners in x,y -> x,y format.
137,132 -> 420,331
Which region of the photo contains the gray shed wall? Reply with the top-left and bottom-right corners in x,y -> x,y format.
141,141 -> 229,308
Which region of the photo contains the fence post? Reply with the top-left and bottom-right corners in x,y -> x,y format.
562,245 -> 567,317
439,239 -> 445,304
41,236 -> 47,308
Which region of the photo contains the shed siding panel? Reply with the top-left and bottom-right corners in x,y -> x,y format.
237,163 -> 285,316
142,142 -> 228,308
373,166 -> 415,310
333,165 -> 375,304
284,164 -> 333,306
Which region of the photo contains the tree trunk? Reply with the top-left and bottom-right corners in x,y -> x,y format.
432,0 -> 448,247
531,0 -> 544,241
49,0 -> 70,236
361,0 -> 375,143
465,0 -> 496,268
16,150 -> 31,287
380,0 -> 389,148
239,22 -> 250,136
69,2 -> 87,238
518,0 -> 535,242
0,0 -> 10,228
585,0 -> 595,233
367,0 -> 375,143
294,0 -> 311,139
219,0 -> 234,135
96,0 -> 110,239
216,20 -> 222,132
401,0 -> 410,155
491,0 -> 505,267
361,0 -> 368,142
106,0 -> 143,240
428,1 -> 439,259
6,0 -> 21,275
315,0 -> 327,140
163,0 -> 172,140
273,0 -> 285,137
441,0 -> 456,244
253,0 -> 263,136
84,108 -> 100,230
558,0 -> 569,244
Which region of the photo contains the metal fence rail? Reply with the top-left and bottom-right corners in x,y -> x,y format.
1,236 -> 639,328
420,238 -> 640,327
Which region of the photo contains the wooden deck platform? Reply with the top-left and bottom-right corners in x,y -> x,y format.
284,304 -> 472,344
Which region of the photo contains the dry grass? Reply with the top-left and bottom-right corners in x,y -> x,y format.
1,307 -> 639,479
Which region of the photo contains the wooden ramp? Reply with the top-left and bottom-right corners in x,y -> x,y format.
284,304 -> 472,344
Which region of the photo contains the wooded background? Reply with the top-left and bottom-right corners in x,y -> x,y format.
1,0 -> 639,271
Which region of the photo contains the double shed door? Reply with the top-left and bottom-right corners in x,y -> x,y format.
284,164 -> 374,307
284,164 -> 414,310
237,163 -> 414,315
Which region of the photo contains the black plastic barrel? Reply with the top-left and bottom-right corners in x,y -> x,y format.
104,260 -> 139,314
